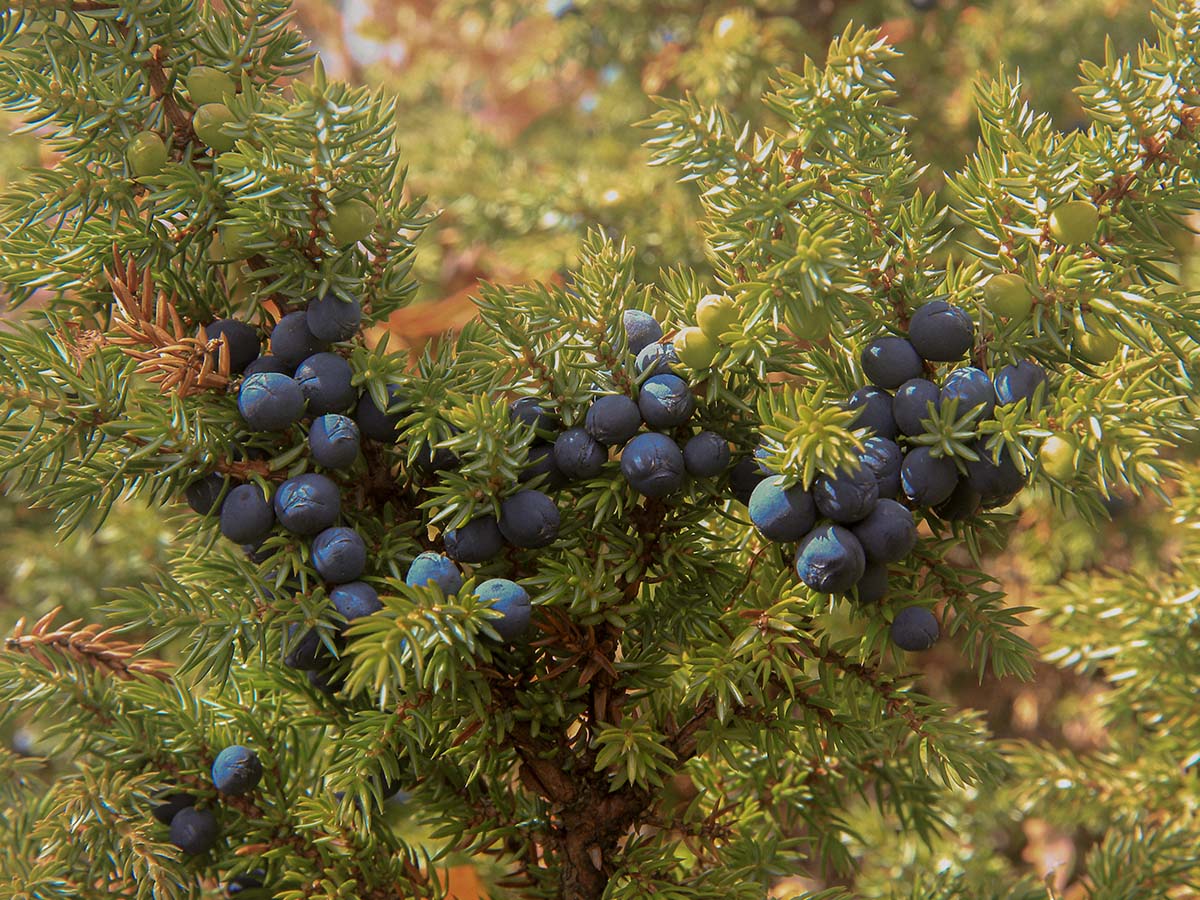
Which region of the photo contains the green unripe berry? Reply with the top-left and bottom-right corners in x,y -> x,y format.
1049,200 -> 1100,245
695,293 -> 739,340
983,273 -> 1032,320
126,131 -> 168,178
186,66 -> 236,106
193,103 -> 236,153
674,326 -> 717,369
1074,314 -> 1119,364
327,198 -> 377,246
1039,434 -> 1077,482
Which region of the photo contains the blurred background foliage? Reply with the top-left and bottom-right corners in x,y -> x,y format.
0,1 -> 1194,897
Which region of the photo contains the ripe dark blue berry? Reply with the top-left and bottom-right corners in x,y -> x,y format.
847,386 -> 898,441
994,360 -> 1048,407
185,473 -> 226,515
892,378 -> 941,436
151,792 -> 194,825
414,439 -> 460,475
748,476 -> 816,542
853,562 -> 888,603
169,807 -> 219,855
553,427 -> 607,479
858,437 -> 903,500
795,524 -> 867,594
729,456 -> 766,505
331,581 -> 381,633
908,300 -> 974,362
270,311 -> 328,368
934,478 -> 981,521
638,374 -> 695,429
238,372 -> 305,432
621,432 -> 686,498
444,515 -> 504,563
219,484 -> 274,544
499,490 -> 561,548
243,354 -> 292,377
309,414 -> 360,469
307,665 -> 345,694
813,463 -> 879,524
211,745 -> 262,795
311,526 -> 367,583
226,870 -> 266,897
901,448 -> 958,507
850,499 -> 916,563
306,292 -> 362,342
273,473 -> 340,536
294,352 -> 356,415
520,443 -> 568,489
510,397 -> 557,437
585,395 -> 641,446
355,386 -> 406,442
683,431 -> 730,478
623,309 -> 663,356
634,341 -> 679,376
476,578 -> 532,642
861,336 -> 924,390
940,367 -> 996,421
204,319 -> 259,374
965,441 -> 1025,507
405,552 -> 463,595
283,624 -> 325,670
891,606 -> 940,651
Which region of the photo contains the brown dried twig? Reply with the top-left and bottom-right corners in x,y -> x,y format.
106,247 -> 231,398
6,607 -> 174,683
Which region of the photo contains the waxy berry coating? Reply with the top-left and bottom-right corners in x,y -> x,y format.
908,300 -> 974,362
638,374 -> 695,429
683,431 -> 731,478
891,606 -> 940,651
219,484 -> 274,545
861,337 -> 924,390
813,463 -> 879,524
355,386 -> 405,442
204,319 -> 259,374
892,378 -> 940,437
847,386 -> 897,441
623,309 -> 663,356
850,499 -> 916,563
858,437 -> 903,500
211,745 -> 263,795
553,428 -> 607,480
185,473 -> 226,516
309,414 -> 360,469
311,526 -> 367,584
499,490 -> 561,548
901,448 -> 958,507
169,807 -> 219,855
994,360 -> 1048,407
270,311 -> 328,368
306,293 -> 362,342
795,525 -> 867,595
621,432 -> 686,498
476,578 -> 532,642
294,352 -> 356,416
634,342 -> 679,377
444,515 -> 505,563
238,372 -> 305,432
243,355 -> 292,377
151,792 -> 194,825
331,582 -> 382,633
585,395 -> 641,446
965,441 -> 1025,507
940,367 -> 996,421
405,552 -> 463,596
273,473 -> 340,536
748,476 -> 816,542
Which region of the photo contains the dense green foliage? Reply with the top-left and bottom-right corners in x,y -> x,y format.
1,1 -> 1200,899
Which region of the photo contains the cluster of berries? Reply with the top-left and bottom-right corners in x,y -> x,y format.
151,744 -> 264,895
746,300 -> 1046,652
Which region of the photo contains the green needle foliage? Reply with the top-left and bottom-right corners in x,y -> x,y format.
0,2 -> 1199,899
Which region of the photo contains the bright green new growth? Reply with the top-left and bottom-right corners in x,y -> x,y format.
1,2 -> 1199,900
